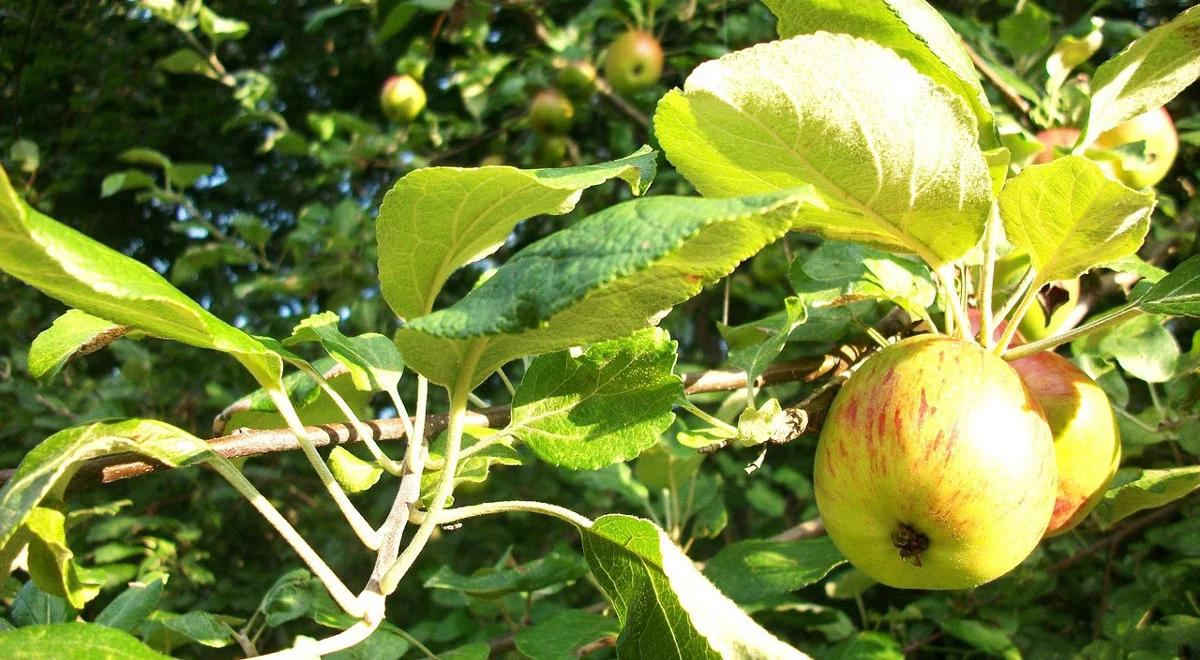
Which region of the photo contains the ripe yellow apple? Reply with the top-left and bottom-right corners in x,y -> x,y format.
380,74 -> 426,122
1009,351 -> 1120,536
1093,107 -> 1178,189
814,335 -> 1056,590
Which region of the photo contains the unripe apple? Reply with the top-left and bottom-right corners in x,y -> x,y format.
529,90 -> 575,135
1093,107 -> 1178,189
604,30 -> 664,93
1018,279 -> 1081,341
1009,351 -> 1120,536
533,135 -> 570,167
815,335 -> 1056,590
380,74 -> 426,122
558,60 -> 597,97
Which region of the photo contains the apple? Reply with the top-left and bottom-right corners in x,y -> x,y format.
529,90 -> 575,135
558,60 -> 597,97
533,135 -> 570,167
604,30 -> 664,93
1017,279 -> 1081,341
1093,107 -> 1178,189
1033,127 -> 1081,164
380,74 -> 426,122
1009,351 -> 1120,536
814,335 -> 1056,589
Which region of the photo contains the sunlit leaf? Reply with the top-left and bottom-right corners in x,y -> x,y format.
0,622 -> 170,659
28,309 -> 130,383
702,537 -> 845,603
1093,466 -> 1200,527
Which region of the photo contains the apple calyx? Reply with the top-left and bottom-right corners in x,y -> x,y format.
892,524 -> 930,567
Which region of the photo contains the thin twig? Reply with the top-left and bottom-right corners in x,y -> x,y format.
959,38 -> 1032,121
1046,503 -> 1183,573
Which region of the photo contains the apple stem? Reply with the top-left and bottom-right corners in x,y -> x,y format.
978,204 -> 1001,349
1003,304 -> 1142,360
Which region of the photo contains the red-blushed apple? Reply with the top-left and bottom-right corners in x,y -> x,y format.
1034,127 -> 1081,164
814,335 -> 1056,590
1093,107 -> 1178,189
604,30 -> 664,93
380,74 -> 426,122
1009,351 -> 1120,536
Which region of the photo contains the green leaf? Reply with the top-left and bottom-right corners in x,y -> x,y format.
1139,254 -> 1200,316
998,156 -> 1155,284
0,420 -> 215,553
0,622 -> 170,659
117,148 -> 172,170
438,642 -> 490,660
156,49 -> 217,78
328,447 -> 383,494
325,626 -> 410,660
165,163 -> 212,189
702,537 -> 845,603
284,311 -> 405,392
0,166 -> 282,386
1093,466 -> 1200,527
788,241 -> 936,318
941,619 -> 1018,656
508,328 -> 681,470
198,6 -> 249,44
1100,254 -> 1168,282
259,569 -> 323,627
10,581 -> 73,626
396,191 -> 811,387
377,146 -> 656,320
828,632 -> 902,659
420,428 -> 523,504
514,610 -> 619,660
24,508 -> 104,608
634,441 -> 703,492
997,1 -> 1053,58
761,0 -> 994,145
28,309 -> 130,383
423,550 -> 588,597
100,170 -> 156,198
720,298 -> 807,386
1090,314 -> 1180,383
654,33 -> 991,268
160,611 -> 238,648
581,514 -> 806,659
1080,5 -> 1200,147
95,577 -> 166,632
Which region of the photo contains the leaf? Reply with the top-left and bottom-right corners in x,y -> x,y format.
1093,466 -> 1200,527
635,441 -> 704,492
10,581 -> 73,626
761,0 -> 994,145
166,163 -> 212,189
156,49 -> 217,78
1100,254 -> 1168,282
788,241 -> 936,317
419,427 -> 523,504
328,447 -> 383,494
508,328 -> 682,470
702,537 -> 846,603
1080,5 -> 1200,147
198,6 -> 249,44
100,170 -> 156,198
325,626 -> 410,660
1086,314 -> 1180,383
283,311 -> 405,392
423,550 -> 588,597
0,166 -> 282,386
999,156 -> 1155,284
161,611 -> 238,648
96,578 -> 166,632
396,191 -> 812,387
377,146 -> 656,320
514,610 -> 619,660
720,298 -> 807,385
1139,254 -> 1200,316
24,507 -> 104,608
656,35 -> 990,268
28,309 -> 130,383
581,514 -> 807,659
259,569 -> 324,627
0,622 -> 170,659
118,148 -> 172,170
940,619 -> 1018,656
0,420 -> 215,553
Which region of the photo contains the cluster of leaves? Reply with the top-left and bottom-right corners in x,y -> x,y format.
0,0 -> 1199,658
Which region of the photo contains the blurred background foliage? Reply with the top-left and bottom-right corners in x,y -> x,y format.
0,0 -> 1197,656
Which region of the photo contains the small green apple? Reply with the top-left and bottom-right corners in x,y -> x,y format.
533,135 -> 570,167
1093,107 -> 1178,189
814,335 -> 1056,590
380,74 -> 426,122
529,89 -> 575,135
1009,351 -> 1120,536
604,30 -> 664,93
558,60 -> 597,97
